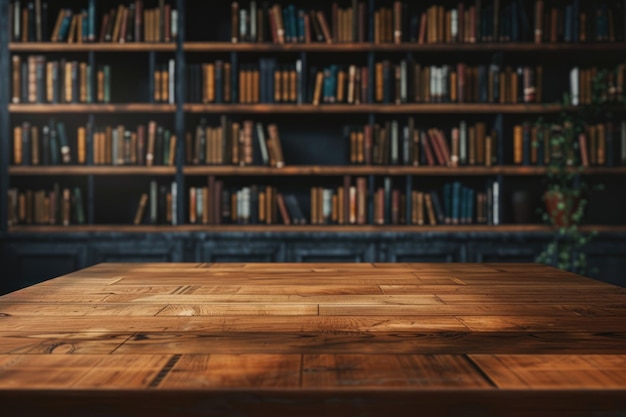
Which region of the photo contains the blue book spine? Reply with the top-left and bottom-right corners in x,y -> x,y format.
259,59 -> 266,103
564,6 -> 572,42
468,189 -> 475,223
289,5 -> 298,43
282,7 -> 291,42
323,68 -> 332,103
268,59 -> 275,103
572,0 -> 579,43
537,131 -> 544,166
297,9 -> 306,42
88,0 -> 96,41
443,182 -> 452,223
49,121 -> 59,165
511,2 -> 519,42
452,182 -> 461,224
81,10 -> 88,42
58,11 -> 72,41
22,123 -> 30,165
231,60 -> 238,103
330,65 -> 339,103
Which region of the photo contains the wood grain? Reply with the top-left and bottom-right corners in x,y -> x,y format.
0,262 -> 625,417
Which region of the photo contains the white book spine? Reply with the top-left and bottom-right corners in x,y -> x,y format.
570,67 -> 579,106
168,59 -> 175,105
459,121 -> 467,165
400,60 -> 407,103
171,182 -> 177,225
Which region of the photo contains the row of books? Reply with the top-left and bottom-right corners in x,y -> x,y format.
93,122 -> 177,166
182,58 -> 545,105
14,55 -> 623,106
9,0 -> 178,43
133,181 -> 177,225
186,118 -> 284,168
7,185 -> 85,226
187,177 -> 500,226
153,60 -> 176,104
513,121 -> 626,166
13,121 -> 81,165
230,1 -> 626,44
346,120 -> 496,167
569,65 -> 626,106
12,120 -> 177,166
11,56 -> 111,104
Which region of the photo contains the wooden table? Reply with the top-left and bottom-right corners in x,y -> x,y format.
0,263 -> 625,417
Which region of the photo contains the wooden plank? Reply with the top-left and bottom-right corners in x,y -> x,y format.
470,355 -> 626,388
112,331 -> 626,355
155,304 -> 319,316
0,303 -> 167,317
103,294 -> 444,305
0,333 -> 132,354
457,316 -> 626,332
0,316 -> 469,333
0,355 -> 171,389
301,354 -> 492,388
162,354 -> 301,388
319,303 -> 618,316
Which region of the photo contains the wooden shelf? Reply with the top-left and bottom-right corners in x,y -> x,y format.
10,104 -> 622,115
7,224 -> 626,234
9,166 -> 176,176
11,41 -> 626,53
9,166 -> 626,177
9,42 -> 176,52
184,42 -> 626,53
9,103 -> 176,113
184,103 -> 567,114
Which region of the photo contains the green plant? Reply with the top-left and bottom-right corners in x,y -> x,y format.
535,68 -> 612,275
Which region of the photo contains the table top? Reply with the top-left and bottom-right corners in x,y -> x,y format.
1,262 -> 625,417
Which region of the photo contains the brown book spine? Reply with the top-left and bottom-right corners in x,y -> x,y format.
30,126 -> 39,165
276,193 -> 291,225
349,186 -> 357,224
312,71 -> 324,105
134,193 -> 149,224
317,11 -> 333,44
224,62 -> 232,103
189,187 -> 197,224
424,193 -> 437,225
578,133 -> 589,167
513,124 -> 523,164
534,0 -> 544,43
267,124 -> 284,168
281,68 -> 289,103
79,62 -> 87,103
62,188 -> 70,226
12,55 -> 20,103
13,126 -> 23,165
77,126 -> 86,164
475,122 -> 485,165
274,68 -> 281,103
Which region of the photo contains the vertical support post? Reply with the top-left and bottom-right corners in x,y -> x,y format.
0,0 -> 10,232
175,0 -> 186,226
87,51 -> 96,225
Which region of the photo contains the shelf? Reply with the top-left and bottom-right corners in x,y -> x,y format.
183,103 -> 567,114
11,42 -> 626,53
10,103 -> 623,115
9,103 -> 176,113
9,166 -> 176,176
9,42 -> 176,52
184,42 -> 626,53
10,166 -> 626,177
7,224 -> 626,234
184,166 -> 504,176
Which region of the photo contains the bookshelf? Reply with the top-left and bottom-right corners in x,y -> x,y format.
2,0 -> 626,291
